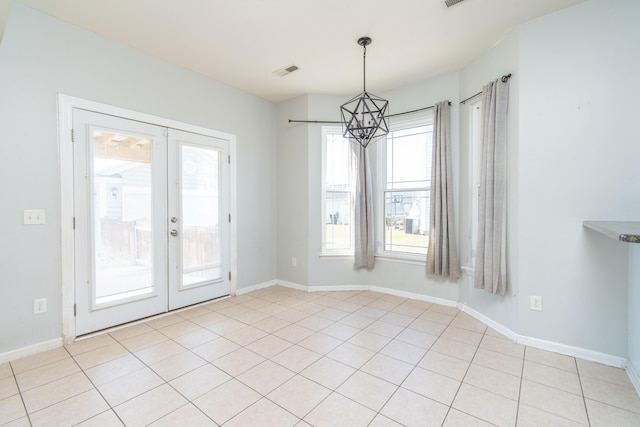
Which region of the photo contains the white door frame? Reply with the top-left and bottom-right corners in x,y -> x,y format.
58,94 -> 237,343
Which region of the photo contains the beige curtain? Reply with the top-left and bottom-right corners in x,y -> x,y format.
427,101 -> 460,278
353,141 -> 374,268
474,77 -> 510,295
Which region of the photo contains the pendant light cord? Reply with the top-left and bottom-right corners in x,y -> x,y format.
362,44 -> 367,92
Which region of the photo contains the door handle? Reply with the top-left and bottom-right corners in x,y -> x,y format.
170,229 -> 178,237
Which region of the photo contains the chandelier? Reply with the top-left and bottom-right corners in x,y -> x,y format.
340,37 -> 389,149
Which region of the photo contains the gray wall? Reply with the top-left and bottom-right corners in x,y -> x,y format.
515,0 -> 639,356
276,95 -> 309,285
0,3 -> 277,353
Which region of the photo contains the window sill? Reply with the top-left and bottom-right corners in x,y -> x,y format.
375,254 -> 426,266
461,266 -> 475,277
319,253 -> 354,260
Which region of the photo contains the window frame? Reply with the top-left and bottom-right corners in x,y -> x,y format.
376,114 -> 434,262
320,126 -> 355,257
468,99 -> 483,268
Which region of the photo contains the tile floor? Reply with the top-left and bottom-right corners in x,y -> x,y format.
2,286 -> 640,426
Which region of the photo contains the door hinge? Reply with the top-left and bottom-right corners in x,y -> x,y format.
228,213 -> 231,222
71,129 -> 75,143
228,271 -> 231,281
228,155 -> 231,164
73,217 -> 76,230
73,304 -> 77,316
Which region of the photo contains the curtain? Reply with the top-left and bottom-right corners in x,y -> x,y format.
353,141 -> 375,269
474,77 -> 510,295
427,101 -> 460,278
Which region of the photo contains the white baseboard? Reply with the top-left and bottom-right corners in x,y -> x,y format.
517,335 -> 627,368
0,338 -> 63,365
458,304 -> 519,342
236,280 -> 278,295
460,304 -> 627,368
3,280 -> 635,390
626,360 -> 640,396
274,280 -> 312,292
372,286 -> 458,308
277,280 -> 630,371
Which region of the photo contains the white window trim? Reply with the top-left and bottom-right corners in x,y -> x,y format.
375,114 -> 433,262
320,126 -> 354,256
468,99 -> 483,270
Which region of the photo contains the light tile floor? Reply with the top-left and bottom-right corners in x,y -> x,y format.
2,286 -> 640,426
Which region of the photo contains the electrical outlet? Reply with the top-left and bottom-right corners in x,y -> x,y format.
24,209 -> 46,225
291,257 -> 297,267
33,298 -> 47,314
530,295 -> 542,311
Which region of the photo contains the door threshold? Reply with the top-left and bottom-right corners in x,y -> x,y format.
74,294 -> 231,342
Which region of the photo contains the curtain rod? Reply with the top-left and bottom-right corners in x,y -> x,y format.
460,73 -> 512,105
288,101 -> 451,124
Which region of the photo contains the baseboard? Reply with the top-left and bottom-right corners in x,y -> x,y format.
274,280 -> 629,371
458,304 -> 518,341
0,338 -> 63,365
235,279 -> 278,295
627,360 -> 640,396
273,281 -> 458,309
460,305 -> 627,368
3,281 -> 633,383
274,280 -> 312,292
373,286 -> 457,308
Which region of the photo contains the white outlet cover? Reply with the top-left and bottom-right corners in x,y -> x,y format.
530,296 -> 542,311
33,298 -> 47,314
24,209 -> 46,225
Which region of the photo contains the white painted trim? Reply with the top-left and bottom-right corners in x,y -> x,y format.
627,360 -> 640,397
0,339 -> 63,365
460,304 -> 626,368
308,284 -> 367,292
372,286 -> 457,307
235,280 -> 279,296
461,266 -> 475,277
58,95 -> 76,344
458,304 -> 518,341
274,281 -> 629,370
274,280 -> 309,292
57,94 -> 238,343
518,334 -> 627,368
229,140 -> 238,296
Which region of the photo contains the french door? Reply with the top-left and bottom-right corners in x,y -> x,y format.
73,109 -> 230,335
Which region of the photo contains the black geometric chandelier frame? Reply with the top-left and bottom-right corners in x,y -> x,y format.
340,37 -> 389,149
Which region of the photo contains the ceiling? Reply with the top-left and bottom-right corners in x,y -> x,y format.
1,0 -> 585,102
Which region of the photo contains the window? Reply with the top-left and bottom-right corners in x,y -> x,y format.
379,119 -> 433,258
320,117 -> 433,261
469,100 -> 482,267
321,127 -> 354,254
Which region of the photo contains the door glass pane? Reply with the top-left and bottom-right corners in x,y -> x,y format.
92,131 -> 154,305
181,144 -> 221,286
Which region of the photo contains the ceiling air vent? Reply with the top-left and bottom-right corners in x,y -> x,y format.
444,0 -> 465,7
273,65 -> 299,77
